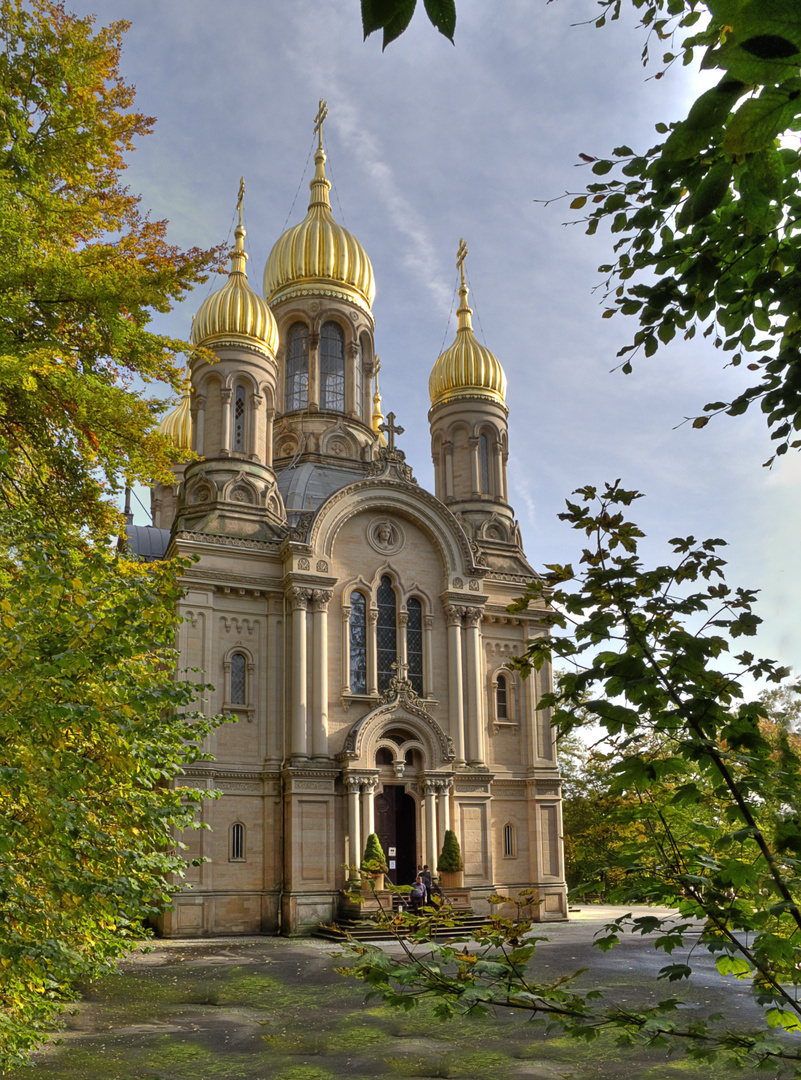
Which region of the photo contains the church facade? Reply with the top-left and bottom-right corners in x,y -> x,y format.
141,109 -> 567,936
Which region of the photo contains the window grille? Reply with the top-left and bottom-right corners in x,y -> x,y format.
407,597 -> 423,695
231,822 -> 245,860
320,321 -> 345,411
376,576 -> 397,692
230,652 -> 247,705
234,386 -> 245,452
349,591 -> 367,694
480,433 -> 490,494
286,322 -> 309,411
503,823 -> 515,858
496,673 -> 508,720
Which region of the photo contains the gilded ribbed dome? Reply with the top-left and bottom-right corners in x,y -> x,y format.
157,378 -> 193,451
264,122 -> 375,315
429,243 -> 506,407
191,222 -> 278,355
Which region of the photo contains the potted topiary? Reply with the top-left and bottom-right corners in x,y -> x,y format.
360,833 -> 388,892
437,829 -> 464,888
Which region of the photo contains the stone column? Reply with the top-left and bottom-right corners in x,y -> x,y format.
289,588 -> 310,758
311,590 -> 331,758
347,342 -> 360,418
444,442 -> 454,499
362,776 -> 378,842
249,392 -> 263,460
464,607 -> 484,766
493,440 -> 503,501
266,596 -> 283,763
341,602 -> 352,695
445,606 -> 465,765
220,386 -> 232,456
367,608 -> 379,696
502,451 -> 509,503
398,610 -> 409,674
470,436 -> 481,496
423,614 -> 434,698
265,407 -> 275,467
308,331 -> 320,410
345,775 -> 362,877
437,778 -> 452,851
193,394 -> 206,456
424,779 -> 438,869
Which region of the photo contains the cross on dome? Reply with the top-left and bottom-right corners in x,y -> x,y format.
236,176 -> 245,228
456,237 -> 468,285
378,411 -> 404,451
314,99 -> 328,150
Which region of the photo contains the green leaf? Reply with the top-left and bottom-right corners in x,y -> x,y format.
423,0 -> 456,41
723,87 -> 801,155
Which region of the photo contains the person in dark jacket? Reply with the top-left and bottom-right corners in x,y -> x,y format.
409,875 -> 427,914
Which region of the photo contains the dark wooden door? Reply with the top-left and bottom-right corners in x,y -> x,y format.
375,786 -> 417,886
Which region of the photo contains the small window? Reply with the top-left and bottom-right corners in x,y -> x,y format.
376,747 -> 393,766
234,385 -> 246,452
503,823 -> 516,858
496,673 -> 508,720
350,591 -> 367,694
230,652 -> 247,705
230,822 -> 245,861
286,322 -> 309,411
320,321 -> 345,411
479,433 -> 490,494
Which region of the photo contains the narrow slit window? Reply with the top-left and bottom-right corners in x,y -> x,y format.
496,673 -> 508,720
480,433 -> 490,494
231,822 -> 245,861
349,591 -> 367,694
320,321 -> 345,412
286,322 -> 309,411
503,823 -> 515,858
376,576 -> 397,692
234,386 -> 246,452
406,597 -> 423,696
230,652 -> 247,705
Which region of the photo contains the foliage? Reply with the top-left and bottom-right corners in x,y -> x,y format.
361,0 -> 455,50
759,681 -> 801,729
361,833 -> 389,874
0,534 -> 221,1070
341,483 -> 801,1072
0,0 -> 221,536
359,0 -> 801,463
437,829 -> 464,872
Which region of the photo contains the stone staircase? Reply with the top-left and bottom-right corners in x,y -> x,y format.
314,909 -> 489,943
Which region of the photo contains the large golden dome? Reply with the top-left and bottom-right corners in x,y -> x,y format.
264,123 -> 375,315
429,243 -> 506,408
157,378 -> 193,451
191,222 -> 278,356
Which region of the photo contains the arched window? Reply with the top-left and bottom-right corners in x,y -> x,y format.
230,652 -> 247,705
354,350 -> 364,420
376,576 -> 397,692
350,591 -> 367,695
406,597 -> 423,696
230,822 -> 245,861
496,673 -> 508,720
285,322 -> 309,411
320,321 -> 345,411
233,385 -> 246,452
479,433 -> 490,494
503,822 -> 516,858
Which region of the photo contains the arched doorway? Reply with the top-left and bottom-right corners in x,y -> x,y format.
375,786 -> 417,886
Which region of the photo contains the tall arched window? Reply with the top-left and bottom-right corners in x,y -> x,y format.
496,673 -> 509,720
230,822 -> 245,861
233,385 -> 246,452
320,321 -> 345,411
479,433 -> 490,494
286,322 -> 309,411
406,597 -> 423,696
349,591 -> 367,694
376,576 -> 397,692
230,652 -> 247,705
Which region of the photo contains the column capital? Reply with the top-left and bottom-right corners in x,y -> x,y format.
368,607 -> 379,626
289,586 -> 312,611
398,611 -> 409,627
463,606 -> 483,628
220,387 -> 233,402
194,394 -> 207,410
444,604 -> 464,627
362,776 -> 380,793
311,589 -> 332,612
344,775 -> 362,794
423,778 -> 440,796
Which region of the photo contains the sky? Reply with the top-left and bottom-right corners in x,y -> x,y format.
91,0 -> 800,684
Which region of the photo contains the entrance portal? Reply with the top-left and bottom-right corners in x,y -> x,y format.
375,786 -> 417,886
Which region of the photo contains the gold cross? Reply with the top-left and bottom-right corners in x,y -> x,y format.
236,176 -> 245,227
456,238 -> 468,272
378,411 -> 404,452
314,99 -> 328,150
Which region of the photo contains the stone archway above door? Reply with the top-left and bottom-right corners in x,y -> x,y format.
337,685 -> 455,772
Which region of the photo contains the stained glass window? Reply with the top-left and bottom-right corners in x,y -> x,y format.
496,673 -> 508,720
230,652 -> 247,705
320,321 -> 345,412
407,597 -> 423,696
286,322 -> 309,411
234,386 -> 245,452
350,591 -> 367,694
480,433 -> 490,494
376,576 -> 397,692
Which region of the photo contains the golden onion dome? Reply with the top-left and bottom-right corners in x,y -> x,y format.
264,103 -> 375,315
157,378 -> 193,451
429,241 -> 507,408
191,216 -> 278,356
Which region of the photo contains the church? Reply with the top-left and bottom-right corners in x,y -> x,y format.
131,105 -> 567,936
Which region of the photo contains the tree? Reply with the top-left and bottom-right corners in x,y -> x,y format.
0,2 -> 223,1065
341,484 -> 801,1073
361,0 -> 801,464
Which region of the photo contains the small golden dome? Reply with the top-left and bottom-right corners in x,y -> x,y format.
264,103 -> 375,315
429,241 -> 506,408
157,378 -> 193,451
191,213 -> 278,356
